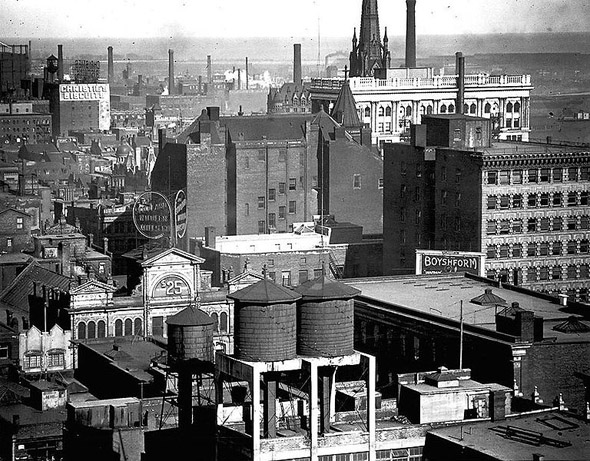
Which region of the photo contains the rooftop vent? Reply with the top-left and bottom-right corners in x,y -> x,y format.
471,288 -> 506,306
552,316 -> 590,334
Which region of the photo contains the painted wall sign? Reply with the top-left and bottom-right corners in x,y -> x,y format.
152,275 -> 190,298
175,189 -> 187,239
416,250 -> 485,276
132,191 -> 171,240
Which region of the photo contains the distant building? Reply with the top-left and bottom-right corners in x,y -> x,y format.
0,102 -> 52,144
383,114 -> 590,301
0,208 -> 32,253
0,42 -> 30,99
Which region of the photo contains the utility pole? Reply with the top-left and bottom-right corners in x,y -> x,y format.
459,301 -> 464,369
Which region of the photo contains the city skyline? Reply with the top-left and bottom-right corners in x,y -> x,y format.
2,0 -> 590,40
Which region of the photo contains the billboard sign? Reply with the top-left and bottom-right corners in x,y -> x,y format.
175,189 -> 187,239
59,83 -> 109,101
416,250 -> 485,276
132,191 -> 171,240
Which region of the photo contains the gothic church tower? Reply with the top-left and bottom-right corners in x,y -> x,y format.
349,0 -> 390,77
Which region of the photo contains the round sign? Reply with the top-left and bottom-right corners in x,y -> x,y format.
175,189 -> 187,239
132,191 -> 172,239
152,275 -> 190,298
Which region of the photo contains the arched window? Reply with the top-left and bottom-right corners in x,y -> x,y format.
211,313 -> 219,332
448,104 -> 455,113
124,319 -> 133,336
470,103 -> 477,114
484,103 -> 491,114
463,104 -> 469,114
97,320 -> 106,338
385,106 -> 392,117
426,105 -> 433,115
405,106 -> 412,117
514,102 -> 521,113
87,321 -> 96,339
77,322 -> 87,340
440,104 -> 447,114
378,106 -> 385,117
134,318 -> 142,335
220,312 -> 228,333
115,319 -> 123,336
506,102 -> 513,112
364,107 -> 371,118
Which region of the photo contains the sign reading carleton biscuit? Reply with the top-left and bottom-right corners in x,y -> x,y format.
132,191 -> 172,240
415,250 -> 485,276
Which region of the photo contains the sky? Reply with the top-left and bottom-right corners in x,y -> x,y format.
2,0 -> 590,40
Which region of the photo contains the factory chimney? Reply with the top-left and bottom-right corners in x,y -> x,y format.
456,52 -> 465,114
168,49 -> 175,95
207,55 -> 212,84
57,44 -> 64,81
405,0 -> 417,68
107,46 -> 114,84
245,57 -> 249,90
293,43 -> 302,86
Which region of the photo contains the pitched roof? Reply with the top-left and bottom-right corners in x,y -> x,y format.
331,81 -> 362,128
470,288 -> 506,306
0,262 -> 70,315
227,278 -> 301,304
294,275 -> 360,301
221,114 -> 313,142
552,316 -> 590,334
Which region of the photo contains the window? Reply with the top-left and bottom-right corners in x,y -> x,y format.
455,169 -> 462,183
527,218 -> 537,232
415,210 -> 422,225
278,149 -> 286,162
289,178 -> 296,190
513,170 -> 523,184
47,351 -> 65,368
258,196 -> 265,209
540,193 -> 550,207
414,186 -> 420,201
448,104 -> 455,113
512,219 -> 523,233
24,354 -> 42,369
581,216 -> 590,229
281,270 -> 291,287
527,243 -> 536,257
567,240 -> 577,254
245,203 -> 250,216
258,149 -> 265,161
507,102 -> 514,112
245,157 -> 250,169
527,266 -> 537,282
540,218 -> 550,232
567,265 -> 578,279
353,174 -> 361,189
499,195 -> 510,209
527,194 -> 537,207
487,171 -> 498,185
278,206 -> 286,219
268,213 -> 276,228
400,207 -> 406,222
552,217 -> 563,231
553,193 -> 562,206
364,107 -> 371,118
552,241 -> 562,256
487,196 -> 497,209
400,184 -> 407,198
568,167 -> 578,181
513,244 -> 522,258
416,164 -> 422,178
470,103 -> 477,114
528,169 -> 538,183
378,178 -> 384,189
299,269 -> 309,284
499,220 -> 510,234
77,322 -> 86,339
486,245 -> 496,259
484,103 -> 491,113
567,216 -> 577,230
499,170 -> 510,185
455,192 -> 462,207
441,190 -> 448,205
568,192 -> 578,206
268,189 -> 276,201
539,242 -> 549,256
513,194 -> 523,208
581,166 -> 589,180
279,182 -> 286,194
6,238 -> 12,248
539,266 -> 549,281
16,217 -> 23,230
499,244 -> 509,258
581,239 -> 589,254
581,192 -> 589,206
553,168 -> 563,182
288,201 -> 296,214
258,220 -> 265,233
0,345 -> 8,359
88,321 -> 96,339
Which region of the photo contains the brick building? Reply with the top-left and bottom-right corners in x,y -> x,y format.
0,42 -> 29,99
349,273 -> 590,415
0,102 -> 52,143
0,208 -> 32,253
383,114 -> 590,301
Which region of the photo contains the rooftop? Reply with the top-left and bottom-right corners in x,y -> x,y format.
347,274 -> 590,343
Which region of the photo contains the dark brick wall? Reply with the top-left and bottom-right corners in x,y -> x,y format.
0,209 -> 31,253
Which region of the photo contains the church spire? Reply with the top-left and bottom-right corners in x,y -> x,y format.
350,0 -> 386,77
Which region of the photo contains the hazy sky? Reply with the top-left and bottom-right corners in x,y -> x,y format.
2,0 -> 590,39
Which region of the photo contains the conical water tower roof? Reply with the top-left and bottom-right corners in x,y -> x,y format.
294,275 -> 360,301
227,278 -> 301,304
166,306 -> 214,326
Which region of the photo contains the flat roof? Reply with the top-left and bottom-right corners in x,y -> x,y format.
347,274 -> 590,343
427,410 -> 590,461
404,379 -> 510,396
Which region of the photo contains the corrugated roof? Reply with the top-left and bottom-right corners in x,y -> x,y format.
0,262 -> 70,315
294,275 -> 360,300
227,278 -> 301,304
166,306 -> 214,326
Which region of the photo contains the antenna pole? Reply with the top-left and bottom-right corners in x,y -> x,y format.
459,301 -> 464,369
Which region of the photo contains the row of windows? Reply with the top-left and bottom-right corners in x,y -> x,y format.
0,118 -> 50,124
77,318 -> 142,339
487,215 -> 590,234
258,221 -> 295,233
487,191 -> 589,209
249,201 -> 297,217
487,166 -> 590,185
486,265 -> 590,282
23,350 -> 65,369
244,149 -> 291,167
210,312 -> 228,333
487,241 -> 590,259
366,101 -> 519,118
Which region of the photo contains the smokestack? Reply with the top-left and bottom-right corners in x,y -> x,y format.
245,57 -> 249,90
293,43 -> 302,86
107,46 -> 114,84
405,0 -> 417,68
237,68 -> 241,90
207,55 -> 212,84
28,40 -> 32,70
57,44 -> 64,81
168,49 -> 175,95
456,52 -> 465,114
